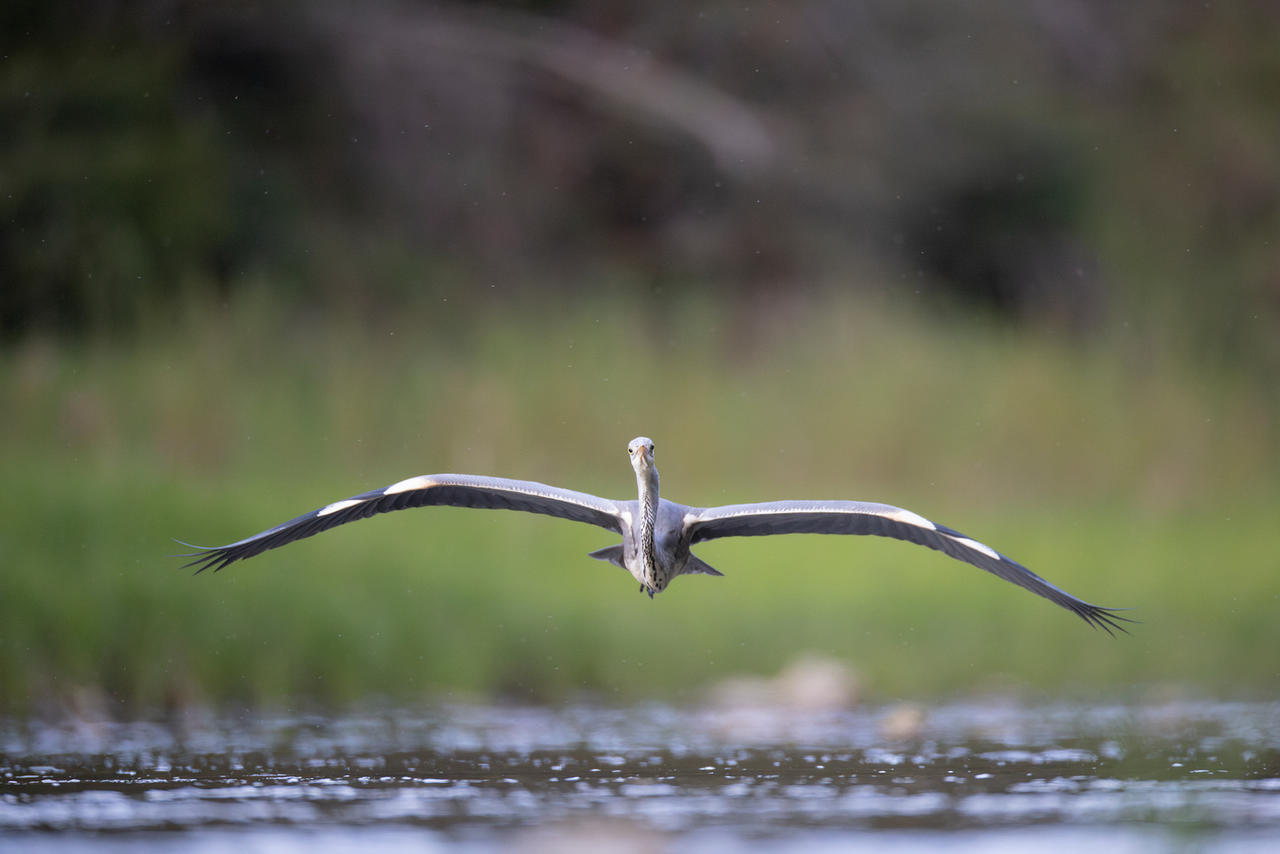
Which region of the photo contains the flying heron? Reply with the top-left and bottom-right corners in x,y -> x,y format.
181,436 -> 1131,633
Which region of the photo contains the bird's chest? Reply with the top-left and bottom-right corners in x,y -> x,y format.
636,523 -> 683,576
622,505 -> 686,589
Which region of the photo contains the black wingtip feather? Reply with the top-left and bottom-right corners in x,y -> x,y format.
173,539 -> 240,574
171,540 -> 218,574
1076,604 -> 1138,636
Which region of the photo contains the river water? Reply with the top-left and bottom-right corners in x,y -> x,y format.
3,699 -> 1278,851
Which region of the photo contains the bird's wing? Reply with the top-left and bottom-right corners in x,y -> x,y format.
686,500 -> 1131,634
180,474 -> 624,572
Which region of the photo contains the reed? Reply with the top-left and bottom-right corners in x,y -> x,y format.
2,289 -> 1274,714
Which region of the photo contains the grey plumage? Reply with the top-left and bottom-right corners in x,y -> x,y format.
180,435 -> 1131,634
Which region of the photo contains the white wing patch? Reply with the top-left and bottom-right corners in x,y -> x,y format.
947,534 -> 1001,561
385,475 -> 432,495
317,498 -> 367,517
881,507 -> 937,530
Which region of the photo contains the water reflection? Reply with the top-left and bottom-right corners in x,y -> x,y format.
3,700 -> 1278,851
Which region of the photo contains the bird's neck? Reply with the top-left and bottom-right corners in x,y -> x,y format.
635,465 -> 660,585
635,465 -> 660,522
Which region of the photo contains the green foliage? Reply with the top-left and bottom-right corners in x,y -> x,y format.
1,292 -> 1276,715
0,12 -> 236,333
5,4 -> 1276,716
4,2 -> 1279,385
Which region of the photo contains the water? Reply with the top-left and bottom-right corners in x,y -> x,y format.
3,700 -> 1278,852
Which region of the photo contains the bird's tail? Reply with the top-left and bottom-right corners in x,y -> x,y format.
587,544 -> 626,567
683,554 -> 724,576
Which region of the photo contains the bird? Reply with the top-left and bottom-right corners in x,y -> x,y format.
180,436 -> 1131,633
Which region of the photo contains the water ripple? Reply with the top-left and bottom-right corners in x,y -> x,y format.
2,699 -> 1278,850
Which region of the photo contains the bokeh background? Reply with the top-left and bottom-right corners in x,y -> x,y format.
2,0 -> 1278,717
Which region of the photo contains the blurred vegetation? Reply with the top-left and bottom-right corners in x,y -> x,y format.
4,2 -> 1278,372
1,1 -> 1278,715
2,294 -> 1277,715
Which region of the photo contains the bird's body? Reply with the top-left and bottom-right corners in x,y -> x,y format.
182,436 -> 1131,633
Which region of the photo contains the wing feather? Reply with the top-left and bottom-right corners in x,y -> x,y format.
688,501 -> 1132,634
180,475 -> 623,573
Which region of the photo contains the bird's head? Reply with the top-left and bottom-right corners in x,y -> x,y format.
627,436 -> 656,472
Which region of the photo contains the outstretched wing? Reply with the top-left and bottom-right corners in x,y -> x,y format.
686,500 -> 1132,634
180,474 -> 624,573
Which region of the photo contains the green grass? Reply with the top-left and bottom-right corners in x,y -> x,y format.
2,289 -> 1277,714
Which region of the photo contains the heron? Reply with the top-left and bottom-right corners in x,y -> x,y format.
181,436 -> 1131,633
